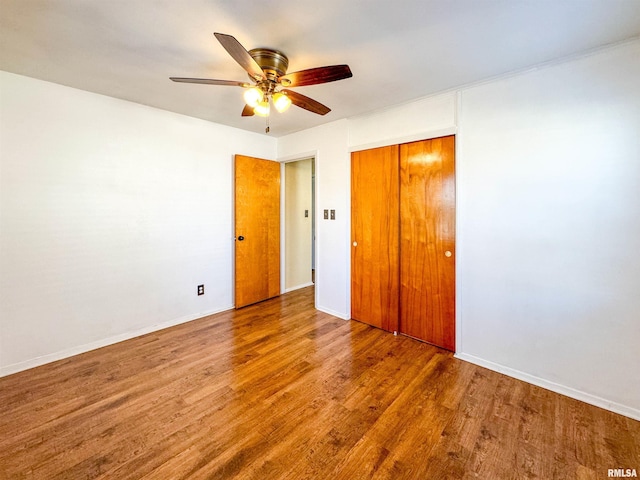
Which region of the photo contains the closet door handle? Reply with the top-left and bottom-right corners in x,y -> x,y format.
353,241 -> 358,247
444,250 -> 452,257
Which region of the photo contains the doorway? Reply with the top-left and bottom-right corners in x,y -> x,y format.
284,157 -> 315,292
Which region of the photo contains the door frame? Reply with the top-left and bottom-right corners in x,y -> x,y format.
278,151 -> 319,310
281,156 -> 315,293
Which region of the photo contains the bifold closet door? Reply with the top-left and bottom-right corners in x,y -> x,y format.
399,136 -> 456,351
351,145 -> 400,332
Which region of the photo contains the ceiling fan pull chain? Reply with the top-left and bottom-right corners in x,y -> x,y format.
265,113 -> 270,134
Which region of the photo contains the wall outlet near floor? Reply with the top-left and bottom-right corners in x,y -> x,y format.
197,285 -> 204,296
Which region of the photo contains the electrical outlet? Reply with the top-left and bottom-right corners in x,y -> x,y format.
197,285 -> 204,296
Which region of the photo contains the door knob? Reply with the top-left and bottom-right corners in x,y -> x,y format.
444,250 -> 452,257
238,236 -> 245,241
353,241 -> 358,247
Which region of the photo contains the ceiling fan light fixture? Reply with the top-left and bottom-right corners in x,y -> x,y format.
171,33 -> 352,130
243,87 -> 263,107
273,92 -> 292,113
253,99 -> 270,117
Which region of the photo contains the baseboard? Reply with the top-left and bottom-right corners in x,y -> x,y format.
316,305 -> 350,320
283,282 -> 314,293
0,305 -> 234,378
455,352 -> 640,421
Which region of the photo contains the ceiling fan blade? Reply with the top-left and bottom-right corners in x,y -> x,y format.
170,77 -> 249,87
214,32 -> 266,81
282,89 -> 331,115
279,65 -> 352,87
241,104 -> 255,117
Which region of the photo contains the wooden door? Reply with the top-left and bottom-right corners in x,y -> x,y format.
351,145 -> 400,332
235,155 -> 280,308
399,136 -> 455,351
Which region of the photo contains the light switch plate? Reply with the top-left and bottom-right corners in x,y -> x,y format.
324,209 -> 329,219
330,209 -> 335,220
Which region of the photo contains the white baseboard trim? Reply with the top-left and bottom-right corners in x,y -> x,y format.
455,352 -> 640,421
0,305 -> 234,378
283,282 -> 314,293
316,305 -> 350,320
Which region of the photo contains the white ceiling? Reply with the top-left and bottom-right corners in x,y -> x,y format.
1,0 -> 639,137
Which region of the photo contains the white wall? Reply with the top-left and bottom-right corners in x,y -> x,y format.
278,40 -> 639,419
0,71 -> 276,375
348,92 -> 457,150
278,120 -> 350,318
456,40 -> 640,418
2,39 -> 639,419
284,159 -> 313,291
278,96 -> 457,319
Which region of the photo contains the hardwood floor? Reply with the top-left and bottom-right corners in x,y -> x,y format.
1,286 -> 638,479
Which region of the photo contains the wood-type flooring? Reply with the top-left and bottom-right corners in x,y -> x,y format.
1,287 -> 638,479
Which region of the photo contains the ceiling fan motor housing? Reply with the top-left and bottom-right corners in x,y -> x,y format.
248,48 -> 289,80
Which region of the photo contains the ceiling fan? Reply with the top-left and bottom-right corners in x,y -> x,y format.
170,33 -> 352,132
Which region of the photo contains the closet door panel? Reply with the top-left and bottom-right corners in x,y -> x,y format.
351,145 -> 400,332
400,136 -> 455,351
